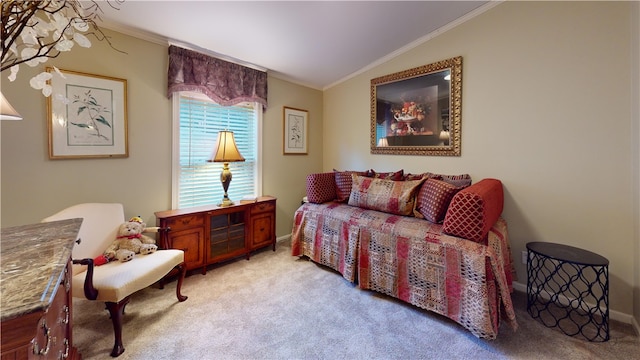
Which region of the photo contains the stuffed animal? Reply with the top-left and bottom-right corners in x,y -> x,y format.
94,216 -> 158,265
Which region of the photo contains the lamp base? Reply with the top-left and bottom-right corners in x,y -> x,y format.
218,197 -> 234,207
218,162 -> 234,207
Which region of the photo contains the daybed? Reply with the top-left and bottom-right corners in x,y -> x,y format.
291,170 -> 518,339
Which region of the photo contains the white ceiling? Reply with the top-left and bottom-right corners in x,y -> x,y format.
99,1 -> 491,90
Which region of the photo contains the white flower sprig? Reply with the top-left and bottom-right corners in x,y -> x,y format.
1,0 -> 124,96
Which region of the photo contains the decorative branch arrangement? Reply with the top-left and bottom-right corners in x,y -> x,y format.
1,0 -> 124,96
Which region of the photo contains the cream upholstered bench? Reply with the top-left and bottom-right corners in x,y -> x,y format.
43,203 -> 187,357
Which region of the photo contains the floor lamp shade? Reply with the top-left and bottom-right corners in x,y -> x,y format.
210,131 -> 245,207
0,92 -> 22,121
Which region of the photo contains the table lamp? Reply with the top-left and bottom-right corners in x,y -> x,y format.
209,130 -> 245,207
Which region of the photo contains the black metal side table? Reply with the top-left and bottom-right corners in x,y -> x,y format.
526,242 -> 609,342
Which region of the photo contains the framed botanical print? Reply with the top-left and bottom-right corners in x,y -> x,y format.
47,67 -> 128,159
283,106 -> 308,155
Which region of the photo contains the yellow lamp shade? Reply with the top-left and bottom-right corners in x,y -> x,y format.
211,131 -> 245,163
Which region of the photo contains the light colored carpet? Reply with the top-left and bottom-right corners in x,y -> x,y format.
72,239 -> 639,360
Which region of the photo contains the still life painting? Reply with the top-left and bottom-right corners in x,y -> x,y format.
371,56 -> 462,156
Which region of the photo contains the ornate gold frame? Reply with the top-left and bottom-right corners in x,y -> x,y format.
370,56 -> 462,156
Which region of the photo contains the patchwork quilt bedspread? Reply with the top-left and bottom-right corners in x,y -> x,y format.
291,202 -> 518,339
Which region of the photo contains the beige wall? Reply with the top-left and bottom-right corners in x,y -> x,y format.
0,29 -> 323,241
325,1 -> 638,321
262,77 -> 324,237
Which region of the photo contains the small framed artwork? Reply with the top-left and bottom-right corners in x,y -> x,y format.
283,106 -> 308,155
47,67 -> 128,159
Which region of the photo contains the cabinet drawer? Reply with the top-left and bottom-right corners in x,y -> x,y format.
251,215 -> 273,248
165,214 -> 204,231
251,201 -> 275,214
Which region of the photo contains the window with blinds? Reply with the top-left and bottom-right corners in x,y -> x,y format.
173,93 -> 258,209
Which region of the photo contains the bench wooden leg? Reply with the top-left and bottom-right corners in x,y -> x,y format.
102,264 -> 186,357
176,262 -> 188,302
105,297 -> 130,357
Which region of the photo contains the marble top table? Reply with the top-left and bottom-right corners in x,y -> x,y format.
0,218 -> 82,321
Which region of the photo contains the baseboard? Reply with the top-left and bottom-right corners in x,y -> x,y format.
277,234 -> 292,243
512,281 -> 634,326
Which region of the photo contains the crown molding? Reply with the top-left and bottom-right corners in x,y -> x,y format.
100,20 -> 267,72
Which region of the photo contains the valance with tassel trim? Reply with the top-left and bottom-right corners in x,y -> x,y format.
168,45 -> 268,110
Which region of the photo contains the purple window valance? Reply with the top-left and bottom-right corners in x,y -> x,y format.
167,45 -> 268,110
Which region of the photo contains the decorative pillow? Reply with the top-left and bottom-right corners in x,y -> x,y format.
369,169 -> 404,181
414,178 -> 465,223
426,172 -> 472,187
348,175 -> 425,216
442,178 -> 504,243
334,170 -> 367,202
306,172 -> 336,203
403,173 -> 429,181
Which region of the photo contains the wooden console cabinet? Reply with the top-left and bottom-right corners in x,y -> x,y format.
155,196 -> 276,274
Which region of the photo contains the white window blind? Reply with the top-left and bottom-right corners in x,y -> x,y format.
174,93 -> 258,208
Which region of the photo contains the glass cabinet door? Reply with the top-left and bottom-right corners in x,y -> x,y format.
209,211 -> 246,260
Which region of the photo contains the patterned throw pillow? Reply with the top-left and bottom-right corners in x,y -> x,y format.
442,178 -> 504,244
403,173 -> 429,181
305,172 -> 336,203
368,169 -> 404,181
426,172 -> 472,187
348,175 -> 425,216
334,170 -> 367,202
414,178 -> 465,223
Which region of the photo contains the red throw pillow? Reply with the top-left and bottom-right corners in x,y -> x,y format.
426,172 -> 472,187
368,169 -> 404,181
306,172 -> 336,203
414,178 -> 465,223
403,173 -> 429,181
334,170 -> 367,202
442,178 -> 504,243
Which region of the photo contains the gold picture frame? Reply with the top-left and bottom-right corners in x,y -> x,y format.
283,106 -> 308,155
371,56 -> 462,156
47,68 -> 128,159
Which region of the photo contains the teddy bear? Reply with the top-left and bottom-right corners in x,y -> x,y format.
94,216 -> 158,265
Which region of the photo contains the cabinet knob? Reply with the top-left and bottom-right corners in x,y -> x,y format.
32,320 -> 51,356
62,305 -> 69,325
61,338 -> 70,359
63,268 -> 70,292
